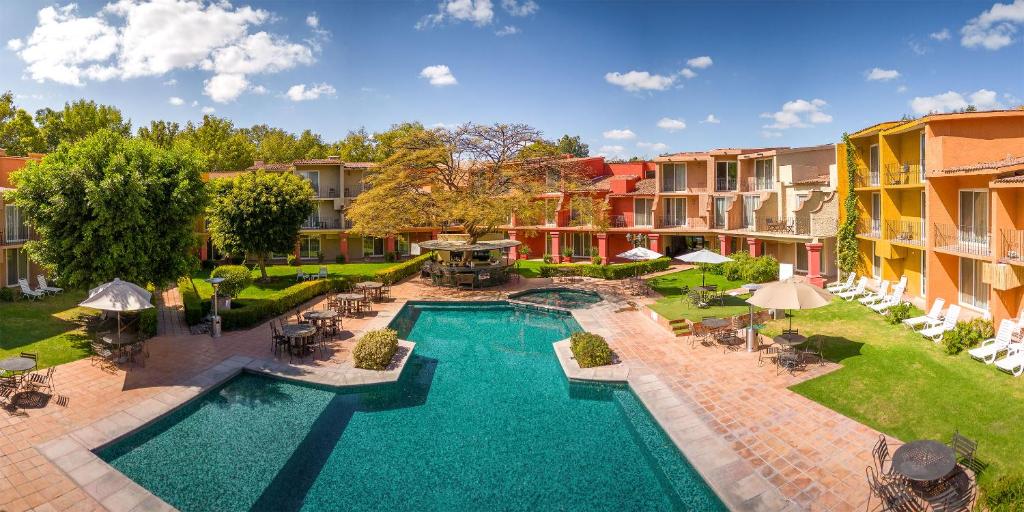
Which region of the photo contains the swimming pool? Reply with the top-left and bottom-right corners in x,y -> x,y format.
99,301 -> 725,511
508,287 -> 603,309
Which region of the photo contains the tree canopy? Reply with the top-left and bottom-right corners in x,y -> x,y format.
35,99 -> 131,152
0,91 -> 44,155
7,129 -> 206,288
205,171 -> 316,279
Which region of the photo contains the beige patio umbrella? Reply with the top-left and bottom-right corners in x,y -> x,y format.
80,278 -> 153,343
745,278 -> 833,331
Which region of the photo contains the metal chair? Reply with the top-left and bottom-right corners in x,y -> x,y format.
20,352 -> 38,372
866,466 -> 924,512
949,430 -> 977,467
873,435 -> 897,479
757,345 -> 781,368
801,336 -> 824,366
26,367 -> 55,394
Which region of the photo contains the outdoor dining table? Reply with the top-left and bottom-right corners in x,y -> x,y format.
282,324 -> 317,355
0,357 -> 36,374
355,281 -> 384,302
891,440 -> 957,492
701,318 -> 732,341
773,332 -> 807,347
335,293 -> 365,316
305,310 -> 339,336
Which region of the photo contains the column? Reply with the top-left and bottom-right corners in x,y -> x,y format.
550,231 -> 561,263
747,237 -> 761,257
806,242 -> 824,287
385,236 -> 396,254
199,239 -> 208,261
596,233 -> 609,265
508,230 -> 519,260
339,236 -> 349,263
293,239 -> 301,263
430,230 -> 440,240
648,234 -> 660,254
719,235 -> 732,255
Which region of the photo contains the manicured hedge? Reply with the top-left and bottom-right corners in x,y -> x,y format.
353,328 -> 399,370
537,257 -> 671,280
570,332 -> 614,368
217,278 -> 351,331
179,277 -> 204,326
373,252 -> 433,285
139,290 -> 158,339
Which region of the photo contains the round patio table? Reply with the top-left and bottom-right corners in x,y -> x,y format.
892,440 -> 957,484
282,324 -> 317,355
701,318 -> 730,329
773,333 -> 807,347
355,281 -> 384,302
306,309 -> 339,336
0,357 -> 35,373
336,293 -> 365,316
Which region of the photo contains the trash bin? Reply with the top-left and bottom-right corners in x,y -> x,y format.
211,315 -> 222,338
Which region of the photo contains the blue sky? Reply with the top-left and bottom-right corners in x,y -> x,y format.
1,0 -> 1022,159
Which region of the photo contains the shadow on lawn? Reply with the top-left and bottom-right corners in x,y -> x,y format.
813,334 -> 865,364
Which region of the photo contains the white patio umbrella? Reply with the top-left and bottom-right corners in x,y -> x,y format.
746,278 -> 833,332
674,249 -> 734,286
616,247 -> 664,278
80,278 -> 154,343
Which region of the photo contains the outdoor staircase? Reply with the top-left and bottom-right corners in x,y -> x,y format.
669,318 -> 691,337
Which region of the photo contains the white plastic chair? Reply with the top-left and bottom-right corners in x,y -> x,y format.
904,298 -> 945,330
859,280 -> 890,305
870,284 -> 905,314
36,275 -> 63,294
969,319 -> 1017,364
296,269 -> 306,282
920,305 -> 961,342
318,266 -> 328,279
995,345 -> 1024,377
18,279 -> 43,300
838,277 -> 868,301
827,273 -> 855,293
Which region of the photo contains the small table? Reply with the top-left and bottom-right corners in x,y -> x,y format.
282,324 -> 317,355
355,281 -> 384,302
336,293 -> 366,316
892,440 -> 957,490
0,357 -> 36,373
305,310 -> 339,335
773,333 -> 807,348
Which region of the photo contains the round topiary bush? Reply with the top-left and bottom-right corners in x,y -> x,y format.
353,328 -> 399,370
210,265 -> 253,298
570,331 -> 614,368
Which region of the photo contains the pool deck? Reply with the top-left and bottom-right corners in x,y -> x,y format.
0,275 -> 882,511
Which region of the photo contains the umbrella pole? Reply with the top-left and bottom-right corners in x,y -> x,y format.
117,311 -> 122,344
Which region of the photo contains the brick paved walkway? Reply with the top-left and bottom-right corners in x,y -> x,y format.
155,287 -> 188,337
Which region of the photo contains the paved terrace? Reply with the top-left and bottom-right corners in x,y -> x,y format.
0,276 -> 884,511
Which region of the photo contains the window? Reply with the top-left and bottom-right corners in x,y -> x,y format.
795,193 -> 809,211
713,197 -> 729,228
715,161 -> 737,191
872,242 -> 881,278
4,205 -> 29,243
742,196 -> 759,228
869,144 -> 880,184
4,248 -> 29,286
959,257 -> 989,311
959,190 -> 988,247
644,169 -> 655,180
661,163 -> 686,192
663,198 -> 686,226
363,237 -> 384,257
634,198 -> 653,226
299,236 -> 320,259
297,171 -> 320,196
396,235 -> 410,255
919,132 -> 926,175
920,191 -> 927,243
871,192 -> 881,235
754,159 -> 774,190
920,251 -> 926,297
571,233 -> 593,257
796,243 -> 808,272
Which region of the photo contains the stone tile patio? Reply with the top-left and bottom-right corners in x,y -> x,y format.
0,274 -> 890,511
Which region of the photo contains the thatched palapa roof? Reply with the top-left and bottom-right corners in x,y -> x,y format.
418,239 -> 521,251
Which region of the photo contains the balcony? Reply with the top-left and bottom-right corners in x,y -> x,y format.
743,177 -> 773,192
1,225 -> 31,245
1000,229 -> 1024,263
314,187 -> 341,199
885,219 -> 926,246
343,185 -> 368,198
855,170 -> 881,188
302,215 -> 342,230
884,162 -> 925,186
858,218 -> 882,238
758,217 -> 810,235
934,223 -> 990,256
658,216 -> 708,229
714,178 -> 737,192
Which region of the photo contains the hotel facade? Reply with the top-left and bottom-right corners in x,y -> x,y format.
0,150 -> 44,288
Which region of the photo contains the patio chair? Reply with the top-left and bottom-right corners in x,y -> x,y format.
757,345 -> 781,368
920,305 -> 961,342
125,340 -> 147,367
689,322 -> 707,348
318,266 -> 328,279
296,269 -> 306,282
903,298 -> 945,330
949,430 -> 977,467
776,347 -> 805,376
865,466 -> 923,512
968,319 -> 1017,364
870,283 -> 905,314
838,277 -> 869,301
995,344 -> 1024,377
872,435 -> 898,479
36,275 -> 63,294
687,290 -> 708,308
826,273 -> 856,293
801,336 -> 824,366
17,279 -> 43,301
89,341 -> 115,367
859,280 -> 890,306
19,352 -> 38,372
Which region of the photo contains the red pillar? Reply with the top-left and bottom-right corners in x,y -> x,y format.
550,231 -> 561,263
648,234 -> 660,254
199,239 -> 208,261
747,237 -> 761,257
339,236 -> 349,262
508,230 -> 519,260
385,236 -> 396,254
293,239 -> 301,262
596,233 -> 609,264
430,230 -> 440,240
806,242 -> 824,288
719,235 -> 732,255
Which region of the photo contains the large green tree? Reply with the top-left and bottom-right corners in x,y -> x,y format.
245,125 -> 330,163
331,128 -> 376,162
555,134 -> 589,158
7,130 -> 206,288
177,115 -> 255,171
0,91 -> 44,155
137,120 -> 182,149
35,99 -> 131,152
206,171 -> 315,279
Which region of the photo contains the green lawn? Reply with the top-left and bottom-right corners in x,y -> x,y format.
646,269 -> 749,322
189,262 -> 394,299
761,299 -> 1024,492
0,291 -> 99,368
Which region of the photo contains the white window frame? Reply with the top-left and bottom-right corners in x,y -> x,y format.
869,144 -> 880,185
714,197 -> 728,228
363,237 -> 385,257
299,236 -> 321,259
919,131 -> 926,175
633,198 -> 653,227
872,242 -> 881,278
715,161 -> 738,191
959,257 -> 989,312
920,250 -> 926,297
754,158 -> 774,190
571,232 -> 593,258
871,192 -> 881,235
4,248 -> 30,287
661,163 -> 687,192
742,195 -> 759,228
958,189 -> 988,247
298,170 -> 320,196
664,197 -> 686,226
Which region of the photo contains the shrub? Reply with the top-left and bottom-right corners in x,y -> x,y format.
983,474 -> 1024,511
0,287 -> 13,302
561,247 -> 574,259
374,253 -> 433,284
743,255 -> 779,283
943,318 -> 995,355
884,303 -> 913,325
287,254 -> 297,266
536,258 -> 671,280
591,255 -> 603,265
570,332 -> 614,368
335,254 -> 346,264
520,245 -> 532,258
218,277 -> 350,330
210,265 -> 253,298
353,328 -> 399,370
542,253 -> 552,263
178,277 -> 204,326
721,251 -> 752,281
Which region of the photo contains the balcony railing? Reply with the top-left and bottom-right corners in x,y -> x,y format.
343,185 -> 368,198
715,178 -> 737,192
743,177 -> 774,192
886,219 -> 926,246
1000,229 -> 1024,262
302,216 -> 342,230
934,223 -> 990,256
759,217 -> 810,235
661,216 -> 688,228
314,187 -> 341,199
884,162 -> 925,186
858,218 -> 882,238
855,170 -> 881,188
1,226 -> 31,244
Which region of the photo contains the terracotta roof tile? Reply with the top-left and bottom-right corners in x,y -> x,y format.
245,163 -> 291,171
794,175 -> 829,185
292,158 -> 343,165
934,155 -> 1024,175
994,174 -> 1024,184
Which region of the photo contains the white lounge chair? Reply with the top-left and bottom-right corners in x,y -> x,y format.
827,273 -> 856,294
859,280 -> 890,305
17,279 -> 43,300
36,275 -> 63,294
995,345 -> 1024,377
904,298 -> 945,330
870,284 -> 905,314
920,305 -> 961,342
838,277 -> 868,300
969,319 -> 1017,364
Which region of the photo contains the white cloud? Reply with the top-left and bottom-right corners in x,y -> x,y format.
908,39 -> 929,55
760,98 -> 832,129
656,118 -> 686,131
910,88 -> 1002,114
420,65 -> 458,86
761,131 -> 783,139
686,56 -> 713,69
679,68 -> 697,79
203,73 -> 250,103
163,78 -> 177,86
501,0 -> 538,16
417,0 -> 494,29
6,39 -> 23,51
930,28 -> 951,40
306,14 -> 319,28
201,106 -> 216,114
604,70 -> 675,92
897,85 -> 908,93
286,82 -> 336,101
7,0 -> 316,100
701,114 -> 720,124
597,145 -> 626,158
961,0 -> 1024,50
495,25 -> 520,36
637,142 -> 668,152
168,96 -> 185,106
250,84 -> 268,95
866,67 -> 901,81
603,129 -> 636,140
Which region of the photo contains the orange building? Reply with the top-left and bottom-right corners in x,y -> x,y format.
0,149 -> 45,288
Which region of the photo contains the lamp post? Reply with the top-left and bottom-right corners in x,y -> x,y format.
206,277 -> 225,338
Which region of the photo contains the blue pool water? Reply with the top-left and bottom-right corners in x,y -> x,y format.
99,302 -> 725,511
508,287 -> 603,309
